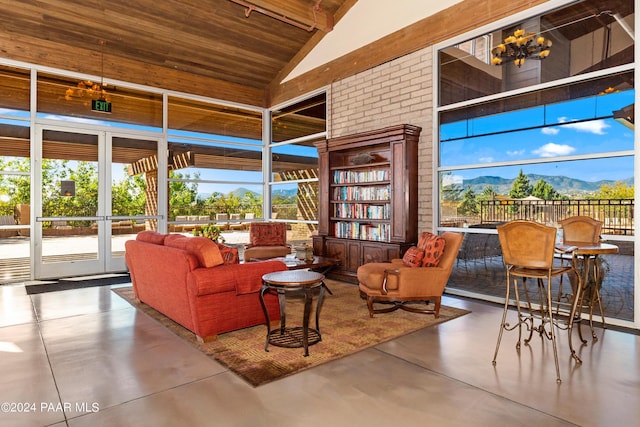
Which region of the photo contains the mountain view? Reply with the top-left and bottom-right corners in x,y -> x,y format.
462,174 -> 634,196
198,187 -> 298,200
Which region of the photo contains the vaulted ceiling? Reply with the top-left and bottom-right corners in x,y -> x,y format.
0,0 -> 354,107
0,0 -> 556,108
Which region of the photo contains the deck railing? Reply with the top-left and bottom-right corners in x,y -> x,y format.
478,199 -> 634,235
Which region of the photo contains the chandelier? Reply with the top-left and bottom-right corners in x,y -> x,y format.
491,29 -> 552,67
64,79 -> 110,101
64,40 -> 111,102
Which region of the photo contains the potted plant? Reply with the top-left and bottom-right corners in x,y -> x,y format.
193,224 -> 225,243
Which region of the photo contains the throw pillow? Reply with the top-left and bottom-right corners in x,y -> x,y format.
135,230 -> 166,245
249,222 -> 287,246
164,235 -> 224,268
215,242 -> 240,265
402,246 -> 424,268
420,233 -> 446,267
416,231 -> 435,251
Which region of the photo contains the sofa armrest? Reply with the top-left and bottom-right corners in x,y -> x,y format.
233,260 -> 288,295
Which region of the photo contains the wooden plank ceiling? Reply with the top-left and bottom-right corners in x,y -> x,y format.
0,0 -> 356,168
0,0 -> 352,108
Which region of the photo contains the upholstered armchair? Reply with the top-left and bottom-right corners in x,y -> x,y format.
243,222 -> 291,262
357,231 -> 463,318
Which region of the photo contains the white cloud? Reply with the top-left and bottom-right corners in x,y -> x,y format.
557,118 -> 610,135
532,143 -> 576,157
541,127 -> 559,135
478,157 -> 494,163
506,149 -> 525,156
442,174 -> 463,186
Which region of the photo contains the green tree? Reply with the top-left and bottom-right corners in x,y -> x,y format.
0,157 -> 31,206
458,187 -> 479,216
240,191 -> 262,215
479,185 -> 497,200
592,181 -> 634,199
168,170 -> 199,216
509,169 -> 532,199
531,179 -> 560,200
112,167 -> 146,216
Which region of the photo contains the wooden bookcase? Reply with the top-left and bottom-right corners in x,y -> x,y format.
313,124 -> 421,283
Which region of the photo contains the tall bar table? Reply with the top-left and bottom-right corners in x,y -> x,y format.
558,241 -> 619,363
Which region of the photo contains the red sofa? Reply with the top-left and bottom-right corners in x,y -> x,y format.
125,231 -> 287,342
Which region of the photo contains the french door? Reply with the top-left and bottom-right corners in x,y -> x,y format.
34,124 -> 161,279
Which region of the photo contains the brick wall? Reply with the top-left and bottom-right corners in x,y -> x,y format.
329,47 -> 435,230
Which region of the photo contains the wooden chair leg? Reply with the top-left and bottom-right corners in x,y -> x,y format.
366,295 -> 375,318
433,296 -> 441,318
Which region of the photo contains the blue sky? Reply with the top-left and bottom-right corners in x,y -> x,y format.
440,90 -> 635,183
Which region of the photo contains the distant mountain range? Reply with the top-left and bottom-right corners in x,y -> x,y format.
197,174 -> 631,201
230,187 -> 297,198
198,187 -> 297,200
461,174 -> 633,196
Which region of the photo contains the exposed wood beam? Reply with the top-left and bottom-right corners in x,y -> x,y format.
230,0 -> 334,32
268,0 -> 548,106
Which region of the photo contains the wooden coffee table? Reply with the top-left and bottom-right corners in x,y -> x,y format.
251,255 -> 340,275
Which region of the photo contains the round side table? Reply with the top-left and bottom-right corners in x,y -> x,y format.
259,270 -> 327,357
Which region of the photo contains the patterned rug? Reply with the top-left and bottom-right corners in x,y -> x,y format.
113,280 -> 470,387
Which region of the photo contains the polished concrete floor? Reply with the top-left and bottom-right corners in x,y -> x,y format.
1,282 -> 639,427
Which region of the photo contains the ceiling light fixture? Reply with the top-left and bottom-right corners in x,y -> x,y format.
491,29 -> 552,67
65,39 -> 112,102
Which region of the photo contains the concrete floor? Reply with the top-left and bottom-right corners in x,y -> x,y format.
0,281 -> 639,427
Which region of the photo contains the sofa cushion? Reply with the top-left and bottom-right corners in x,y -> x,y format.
418,232 -> 446,267
164,235 -> 224,268
401,246 -> 424,268
136,230 -> 167,245
249,222 -> 286,246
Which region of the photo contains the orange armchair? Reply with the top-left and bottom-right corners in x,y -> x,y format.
357,231 -> 463,318
243,222 -> 291,262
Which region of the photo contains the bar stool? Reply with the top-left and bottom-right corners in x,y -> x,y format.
493,220 -> 574,384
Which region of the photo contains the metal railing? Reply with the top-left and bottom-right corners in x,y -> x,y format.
478,199 -> 634,235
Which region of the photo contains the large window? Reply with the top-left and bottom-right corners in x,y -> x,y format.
166,96 -> 265,248
436,0 -> 635,324
270,92 -> 326,244
0,59 -> 327,281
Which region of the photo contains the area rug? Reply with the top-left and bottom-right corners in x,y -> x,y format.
113,280 -> 470,387
26,273 -> 131,295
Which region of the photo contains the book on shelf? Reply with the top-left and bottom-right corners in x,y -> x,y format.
333,203 -> 390,219
333,221 -> 390,241
332,185 -> 390,201
332,169 -> 389,184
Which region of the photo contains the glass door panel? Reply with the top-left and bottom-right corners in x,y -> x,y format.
36,126 -> 102,279
107,134 -> 160,271
0,137 -> 31,283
